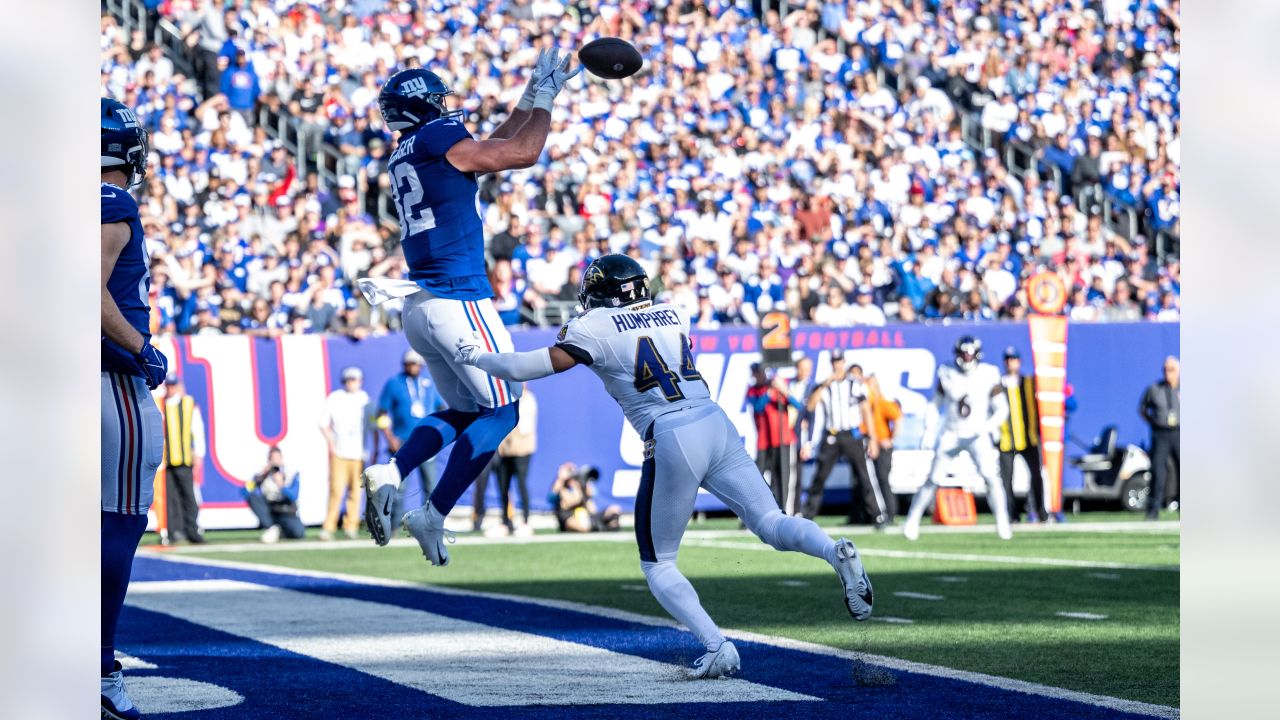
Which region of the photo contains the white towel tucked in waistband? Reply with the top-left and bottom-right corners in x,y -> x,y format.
356,277 -> 423,306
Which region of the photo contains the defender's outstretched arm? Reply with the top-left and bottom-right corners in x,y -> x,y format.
456,342 -> 578,382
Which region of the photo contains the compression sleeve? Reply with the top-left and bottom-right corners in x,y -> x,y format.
474,347 -> 557,382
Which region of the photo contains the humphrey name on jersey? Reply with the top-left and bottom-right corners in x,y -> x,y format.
608,307 -> 681,333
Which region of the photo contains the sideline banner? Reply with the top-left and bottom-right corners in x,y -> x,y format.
146,322 -> 1179,530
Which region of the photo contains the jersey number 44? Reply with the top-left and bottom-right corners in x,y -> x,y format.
633,334 -> 703,401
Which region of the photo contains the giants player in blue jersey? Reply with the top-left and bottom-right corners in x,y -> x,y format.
360,51 -> 580,565
101,97 -> 168,720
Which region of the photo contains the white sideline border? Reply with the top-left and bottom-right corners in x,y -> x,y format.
137,553 -> 1179,719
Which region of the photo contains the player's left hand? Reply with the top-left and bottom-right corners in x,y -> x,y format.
517,48 -> 557,110
455,337 -> 485,366
136,342 -> 168,389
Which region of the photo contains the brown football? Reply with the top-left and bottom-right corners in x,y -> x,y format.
578,37 -> 643,80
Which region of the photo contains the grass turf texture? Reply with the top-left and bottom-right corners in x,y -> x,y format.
181,521 -> 1179,707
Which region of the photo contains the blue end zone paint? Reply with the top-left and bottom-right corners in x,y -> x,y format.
125,557 -> 1159,719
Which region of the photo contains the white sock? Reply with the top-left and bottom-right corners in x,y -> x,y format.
905,481 -> 938,528
768,514 -> 838,566
641,560 -> 724,651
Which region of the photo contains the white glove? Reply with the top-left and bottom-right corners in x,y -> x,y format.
516,48 -> 556,111
532,50 -> 582,112
455,336 -> 486,366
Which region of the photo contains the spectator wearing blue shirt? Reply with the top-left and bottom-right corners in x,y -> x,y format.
854,185 -> 893,229
376,350 -> 446,531
219,50 -> 259,119
1039,133 -> 1077,191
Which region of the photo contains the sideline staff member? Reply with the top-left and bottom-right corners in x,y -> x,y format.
1139,356 -> 1180,519
803,352 -> 882,525
997,347 -> 1047,523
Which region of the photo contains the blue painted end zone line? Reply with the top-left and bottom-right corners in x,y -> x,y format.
123,555 -> 1177,720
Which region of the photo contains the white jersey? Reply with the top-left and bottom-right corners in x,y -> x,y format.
556,302 -> 711,434
933,362 -> 1005,439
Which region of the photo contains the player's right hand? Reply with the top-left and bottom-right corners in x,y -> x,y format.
534,51 -> 582,101
136,342 -> 168,390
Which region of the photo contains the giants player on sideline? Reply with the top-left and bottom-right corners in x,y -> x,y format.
455,255 -> 873,679
902,336 -> 1014,541
360,50 -> 579,565
101,98 -> 169,720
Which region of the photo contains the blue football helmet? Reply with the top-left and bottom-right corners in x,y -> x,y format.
378,68 -> 462,132
101,97 -> 148,187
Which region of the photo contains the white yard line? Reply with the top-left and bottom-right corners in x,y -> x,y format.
138,554 -> 1180,719
155,520 -> 1179,555
681,539 -> 1180,572
1056,612 -> 1110,621
894,591 -> 946,601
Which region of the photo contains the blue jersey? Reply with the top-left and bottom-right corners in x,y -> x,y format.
101,182 -> 152,377
389,118 -> 491,300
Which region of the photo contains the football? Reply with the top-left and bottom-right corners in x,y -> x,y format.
577,37 -> 643,79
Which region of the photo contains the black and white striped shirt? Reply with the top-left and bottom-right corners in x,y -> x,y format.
812,377 -> 868,437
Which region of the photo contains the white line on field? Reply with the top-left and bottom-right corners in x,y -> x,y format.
619,584 -> 648,592
681,539 -> 1179,572
1056,612 -> 1109,621
894,591 -> 945,601
138,554 -> 1179,719
933,576 -> 968,583
155,520 -> 1180,555
869,616 -> 914,625
1086,572 -> 1121,581
777,580 -> 810,587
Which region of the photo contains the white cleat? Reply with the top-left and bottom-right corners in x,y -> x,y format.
404,504 -> 455,566
362,462 -> 402,546
903,518 -> 920,541
688,640 -> 741,679
101,662 -> 141,720
998,524 -> 1013,541
832,538 -> 874,621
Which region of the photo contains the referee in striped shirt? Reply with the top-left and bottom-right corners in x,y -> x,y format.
803,352 -> 883,525
997,347 -> 1046,523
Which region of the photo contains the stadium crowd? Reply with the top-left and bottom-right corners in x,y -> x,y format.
101,0 -> 1180,335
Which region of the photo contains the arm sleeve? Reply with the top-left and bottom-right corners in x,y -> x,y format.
284,473 -> 301,503
421,119 -> 473,157
474,347 -> 557,382
378,381 -> 394,414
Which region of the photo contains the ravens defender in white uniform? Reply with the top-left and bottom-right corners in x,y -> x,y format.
457,255 -> 873,679
903,336 -> 1013,541
360,51 -> 579,565
101,97 -> 169,720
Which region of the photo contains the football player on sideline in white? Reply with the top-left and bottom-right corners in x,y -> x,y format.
902,336 -> 1014,541
455,255 -> 873,680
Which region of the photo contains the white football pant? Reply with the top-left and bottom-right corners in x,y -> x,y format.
401,290 -> 522,411
904,431 -> 1012,538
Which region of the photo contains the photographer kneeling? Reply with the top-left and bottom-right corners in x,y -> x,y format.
243,445 -> 305,543
549,462 -> 620,533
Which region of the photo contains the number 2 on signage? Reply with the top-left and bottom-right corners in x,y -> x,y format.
634,334 -> 702,402
392,163 -> 437,239
761,311 -> 791,350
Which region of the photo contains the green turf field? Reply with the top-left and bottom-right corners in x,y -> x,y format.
177,516 -> 1179,707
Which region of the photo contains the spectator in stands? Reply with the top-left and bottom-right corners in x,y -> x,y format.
243,446 -> 305,543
